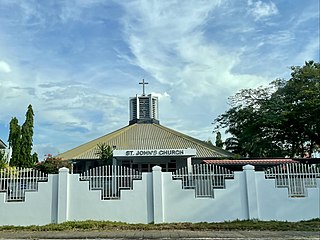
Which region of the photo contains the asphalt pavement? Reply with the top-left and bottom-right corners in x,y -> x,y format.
0,230 -> 319,239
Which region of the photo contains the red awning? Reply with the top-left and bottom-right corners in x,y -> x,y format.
203,159 -> 298,165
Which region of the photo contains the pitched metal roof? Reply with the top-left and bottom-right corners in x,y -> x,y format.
57,123 -> 233,160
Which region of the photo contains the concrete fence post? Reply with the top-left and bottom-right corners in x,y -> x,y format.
57,167 -> 69,223
243,164 -> 259,220
152,166 -> 164,223
187,157 -> 192,173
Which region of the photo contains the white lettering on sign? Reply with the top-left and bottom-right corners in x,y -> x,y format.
113,149 -> 196,157
125,149 -> 184,156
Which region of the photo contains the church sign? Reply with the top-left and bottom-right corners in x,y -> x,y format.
113,149 -> 196,157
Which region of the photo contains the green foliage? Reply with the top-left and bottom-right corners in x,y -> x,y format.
0,219 -> 319,232
35,154 -> 71,174
215,131 -> 223,148
32,152 -> 39,163
8,117 -> 21,166
0,150 -> 7,169
95,143 -> 113,165
20,104 -> 34,167
214,61 -> 320,158
8,105 -> 37,167
0,165 -> 19,179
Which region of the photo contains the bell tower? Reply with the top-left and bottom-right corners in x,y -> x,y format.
129,80 -> 159,125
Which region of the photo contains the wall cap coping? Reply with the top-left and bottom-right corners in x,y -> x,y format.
152,165 -> 162,172
59,167 -> 70,173
243,164 -> 255,170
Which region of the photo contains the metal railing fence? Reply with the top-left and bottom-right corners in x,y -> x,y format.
172,164 -> 234,198
265,163 -> 320,197
80,165 -> 142,200
0,167 -> 48,202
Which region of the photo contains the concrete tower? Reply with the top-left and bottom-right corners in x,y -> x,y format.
129,80 -> 159,125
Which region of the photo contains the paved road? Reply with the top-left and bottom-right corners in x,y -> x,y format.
0,230 -> 319,239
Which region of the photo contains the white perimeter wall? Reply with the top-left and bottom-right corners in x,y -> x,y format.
255,172 -> 320,221
0,175 -> 58,226
0,165 -> 319,226
162,172 -> 247,222
67,173 -> 153,223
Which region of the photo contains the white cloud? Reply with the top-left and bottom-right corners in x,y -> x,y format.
247,0 -> 279,21
118,0 -> 273,141
33,143 -> 60,161
293,39 -> 320,65
0,61 -> 11,73
121,0 -> 269,102
0,0 -> 318,155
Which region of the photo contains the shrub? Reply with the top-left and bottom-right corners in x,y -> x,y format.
34,154 -> 71,174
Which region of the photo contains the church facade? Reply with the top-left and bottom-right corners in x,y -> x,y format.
57,81 -> 233,173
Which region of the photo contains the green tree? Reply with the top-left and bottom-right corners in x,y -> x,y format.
214,86 -> 282,157
271,61 -> 320,157
8,117 -> 21,166
8,105 -> 37,167
224,137 -> 243,155
214,61 -> 320,158
32,152 -> 39,164
0,150 -> 7,169
215,131 -> 223,148
20,104 -> 35,167
95,143 -> 113,165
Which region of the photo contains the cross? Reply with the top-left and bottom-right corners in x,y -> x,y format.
139,79 -> 148,96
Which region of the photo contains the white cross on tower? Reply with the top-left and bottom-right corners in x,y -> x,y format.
139,79 -> 148,96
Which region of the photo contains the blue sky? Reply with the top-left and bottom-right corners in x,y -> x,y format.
0,0 -> 319,160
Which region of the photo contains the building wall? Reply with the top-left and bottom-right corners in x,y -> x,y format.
0,165 -> 319,226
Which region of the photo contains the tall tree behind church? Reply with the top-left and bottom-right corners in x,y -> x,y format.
215,132 -> 223,148
8,105 -> 36,167
8,117 -> 21,166
213,61 -> 320,158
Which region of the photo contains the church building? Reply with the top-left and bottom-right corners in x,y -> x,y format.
57,80 -> 233,173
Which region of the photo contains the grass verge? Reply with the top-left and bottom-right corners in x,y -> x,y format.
0,219 -> 319,232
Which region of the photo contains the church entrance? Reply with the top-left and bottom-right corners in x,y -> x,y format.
121,159 -> 177,172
